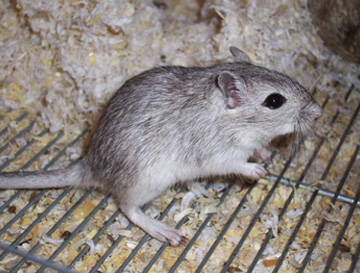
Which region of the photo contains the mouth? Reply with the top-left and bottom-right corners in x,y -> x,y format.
311,102 -> 323,122
296,102 -> 322,133
295,114 -> 320,139
314,109 -> 323,121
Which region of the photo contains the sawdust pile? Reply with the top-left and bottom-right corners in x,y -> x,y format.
1,0 -> 359,133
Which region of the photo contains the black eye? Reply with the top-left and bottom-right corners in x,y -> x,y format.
263,93 -> 286,109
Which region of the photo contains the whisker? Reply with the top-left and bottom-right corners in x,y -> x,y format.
308,72 -> 324,96
291,121 -> 302,158
313,90 -> 327,103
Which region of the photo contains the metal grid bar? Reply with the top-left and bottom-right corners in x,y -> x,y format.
86,202 -> 152,273
0,241 -> 77,273
0,78 -> 359,272
0,132 -> 64,247
221,147 -> 299,273
297,96 -> 360,273
274,175 -> 360,207
116,186 -> 188,273
167,181 -> 236,273
323,145 -> 360,272
36,194 -> 111,273
0,110 -> 29,138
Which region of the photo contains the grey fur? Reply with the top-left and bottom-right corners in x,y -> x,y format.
0,47 -> 322,245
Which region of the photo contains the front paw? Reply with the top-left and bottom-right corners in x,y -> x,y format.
253,148 -> 272,164
242,163 -> 269,179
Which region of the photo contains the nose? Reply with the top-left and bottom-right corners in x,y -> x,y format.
314,114 -> 321,121
313,104 -> 323,121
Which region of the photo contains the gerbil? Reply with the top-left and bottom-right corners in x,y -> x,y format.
0,47 -> 322,246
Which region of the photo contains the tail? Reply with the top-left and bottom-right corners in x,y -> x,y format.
0,163 -> 84,189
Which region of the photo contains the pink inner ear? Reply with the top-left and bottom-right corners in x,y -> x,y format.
227,89 -> 240,109
217,71 -> 244,109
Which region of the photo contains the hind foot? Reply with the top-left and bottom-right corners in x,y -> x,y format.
120,204 -> 187,246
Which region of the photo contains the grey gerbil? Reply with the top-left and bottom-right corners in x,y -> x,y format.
0,47 -> 322,246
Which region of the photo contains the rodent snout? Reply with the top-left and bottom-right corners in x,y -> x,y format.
313,103 -> 323,121
313,113 -> 322,121
298,101 -> 322,126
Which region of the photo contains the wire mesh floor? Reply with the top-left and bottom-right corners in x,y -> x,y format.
0,78 -> 359,272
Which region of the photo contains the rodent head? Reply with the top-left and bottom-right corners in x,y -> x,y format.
216,47 -> 322,144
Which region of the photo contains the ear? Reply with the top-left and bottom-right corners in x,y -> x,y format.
217,71 -> 245,109
229,46 -> 251,63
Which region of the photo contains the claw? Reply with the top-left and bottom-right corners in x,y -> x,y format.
253,148 -> 272,164
176,235 -> 188,246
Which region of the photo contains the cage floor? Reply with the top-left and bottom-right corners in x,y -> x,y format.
0,77 -> 359,273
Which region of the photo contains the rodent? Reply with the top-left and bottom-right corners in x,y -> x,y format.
0,47 -> 322,246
